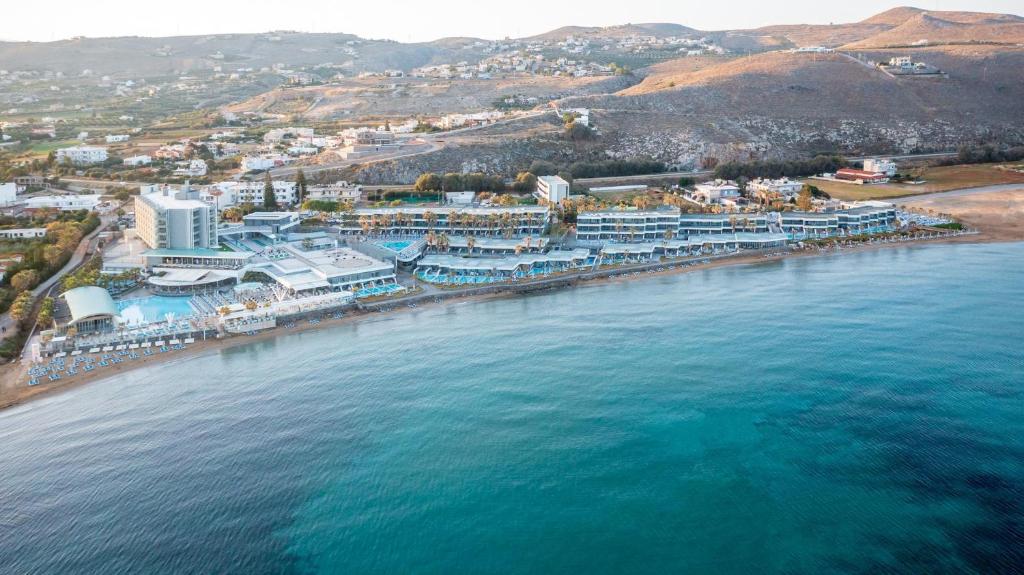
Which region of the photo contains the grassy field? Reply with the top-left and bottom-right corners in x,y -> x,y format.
802,163 -> 1024,201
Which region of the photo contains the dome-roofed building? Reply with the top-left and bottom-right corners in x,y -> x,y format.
58,286 -> 120,335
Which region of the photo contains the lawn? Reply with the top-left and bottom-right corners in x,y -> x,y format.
802,163 -> 1024,201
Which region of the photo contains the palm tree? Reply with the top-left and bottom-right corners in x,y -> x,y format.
466,235 -> 476,256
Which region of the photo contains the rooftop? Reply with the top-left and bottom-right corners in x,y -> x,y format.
61,286 -> 118,323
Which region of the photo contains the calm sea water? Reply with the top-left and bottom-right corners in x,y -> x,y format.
1,243 -> 1022,574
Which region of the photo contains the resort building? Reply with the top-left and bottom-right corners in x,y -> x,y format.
240,212 -> 301,238
576,209 -> 681,243
434,235 -> 547,255
677,213 -> 769,236
337,206 -> 549,237
249,244 -> 396,294
416,249 -> 591,284
55,145 -> 108,165
779,212 -> 840,236
535,175 -> 570,205
55,286 -> 120,335
836,205 -> 897,232
134,186 -> 218,250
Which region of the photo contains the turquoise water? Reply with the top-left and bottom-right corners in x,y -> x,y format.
116,295 -> 195,324
2,243 -> 1023,573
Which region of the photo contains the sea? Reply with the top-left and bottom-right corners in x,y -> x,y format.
1,242 -> 1022,574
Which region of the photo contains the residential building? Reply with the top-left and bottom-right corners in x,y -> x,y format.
535,175 -> 570,204
134,185 -> 218,250
0,227 -> 46,239
23,194 -> 103,211
306,182 -> 363,203
210,180 -> 298,207
863,158 -> 897,177
174,159 -> 208,177
123,154 -> 152,167
105,134 -> 130,143
0,182 -> 15,206
55,145 -> 108,165
693,180 -> 742,204
748,178 -> 803,201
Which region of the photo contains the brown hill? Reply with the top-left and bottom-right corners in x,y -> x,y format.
617,47 -> 1023,122
860,6 -> 926,26
844,11 -> 1024,48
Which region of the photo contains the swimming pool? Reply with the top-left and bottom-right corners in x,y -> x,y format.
117,296 -> 195,325
377,240 -> 413,253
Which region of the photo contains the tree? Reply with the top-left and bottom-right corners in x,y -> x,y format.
565,121 -> 596,141
10,269 -> 39,293
414,172 -> 442,192
9,291 -> 34,323
37,297 -> 54,326
295,169 -> 308,205
263,172 -> 277,209
441,173 -> 463,193
796,186 -> 814,211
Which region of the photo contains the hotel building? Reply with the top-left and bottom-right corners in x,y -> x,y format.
576,209 -> 681,242
337,206 -> 549,237
134,186 -> 218,250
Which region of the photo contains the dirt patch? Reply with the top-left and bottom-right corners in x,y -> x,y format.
903,186 -> 1024,241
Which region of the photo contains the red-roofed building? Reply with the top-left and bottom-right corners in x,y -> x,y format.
835,168 -> 889,184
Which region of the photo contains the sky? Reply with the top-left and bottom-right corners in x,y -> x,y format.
2,0 -> 1021,43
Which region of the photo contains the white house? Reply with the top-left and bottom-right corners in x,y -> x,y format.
174,159 -> 208,177
0,228 -> 47,239
241,155 -> 290,172
56,146 -> 108,165
208,180 -> 298,208
123,154 -> 152,167
0,182 -> 16,206
693,180 -> 741,204
23,194 -> 103,211
863,158 -> 897,177
747,178 -> 803,199
535,175 -> 570,204
445,191 -> 476,205
105,134 -> 130,143
306,182 -> 362,203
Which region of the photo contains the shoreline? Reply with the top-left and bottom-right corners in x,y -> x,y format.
0,231 -> 999,412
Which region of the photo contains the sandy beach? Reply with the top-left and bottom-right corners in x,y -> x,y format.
2,185 -> 1020,411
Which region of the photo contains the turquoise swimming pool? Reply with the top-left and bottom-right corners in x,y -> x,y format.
377,240 -> 413,252
117,296 -> 195,325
